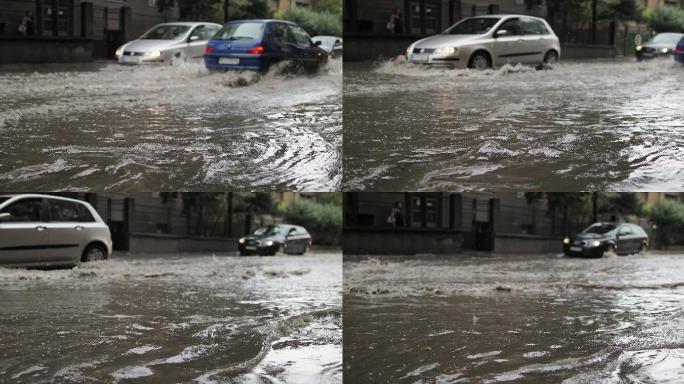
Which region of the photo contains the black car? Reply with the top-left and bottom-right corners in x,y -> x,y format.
636,33 -> 684,61
238,224 -> 312,256
563,222 -> 648,258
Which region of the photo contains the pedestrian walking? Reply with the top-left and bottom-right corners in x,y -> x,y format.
387,202 -> 404,227
386,8 -> 403,34
18,11 -> 34,36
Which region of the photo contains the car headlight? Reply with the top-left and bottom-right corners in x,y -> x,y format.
636,45 -> 642,51
563,237 -> 570,245
434,47 -> 457,55
406,46 -> 412,55
144,50 -> 162,58
266,240 -> 274,247
661,48 -> 669,54
115,47 -> 123,58
239,238 -> 245,244
591,240 -> 601,247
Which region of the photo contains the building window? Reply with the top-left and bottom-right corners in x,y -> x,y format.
410,194 -> 440,228
410,1 -> 440,34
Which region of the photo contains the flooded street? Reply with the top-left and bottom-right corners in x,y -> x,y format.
0,252 -> 342,383
343,58 -> 684,191
344,254 -> 684,383
0,60 -> 342,191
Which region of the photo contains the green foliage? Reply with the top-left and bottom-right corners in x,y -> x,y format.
311,0 -> 342,15
647,200 -> 684,248
600,0 -> 640,21
284,198 -> 342,246
276,7 -> 342,36
229,0 -> 272,20
645,5 -> 684,33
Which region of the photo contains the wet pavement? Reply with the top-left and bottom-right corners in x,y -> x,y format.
344,253 -> 684,383
343,58 -> 684,191
0,252 -> 342,383
0,59 -> 342,191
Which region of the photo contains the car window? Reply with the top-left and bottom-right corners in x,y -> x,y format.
618,225 -> 632,235
630,224 -> 646,235
141,25 -> 190,40
77,204 -> 96,223
190,26 -> 207,41
214,22 -> 265,41
584,223 -> 616,234
498,18 -> 522,36
0,198 -> 44,222
206,25 -> 221,39
536,20 -> 549,35
289,25 -> 311,46
48,199 -> 81,222
271,23 -> 289,45
521,18 -> 542,35
446,17 -> 500,35
254,225 -> 281,236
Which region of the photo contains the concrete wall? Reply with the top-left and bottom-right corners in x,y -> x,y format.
344,227 -> 463,255
128,233 -> 238,254
494,233 -> 561,254
0,37 -> 93,63
561,44 -> 618,59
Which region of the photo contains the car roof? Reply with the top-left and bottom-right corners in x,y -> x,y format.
0,193 -> 89,205
224,19 -> 296,25
156,22 -> 221,27
466,14 -> 545,20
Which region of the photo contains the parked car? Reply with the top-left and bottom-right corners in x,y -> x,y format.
0,194 -> 112,268
563,222 -> 648,258
238,224 -> 312,256
203,19 -> 328,72
312,35 -> 343,58
675,37 -> 684,65
636,33 -> 684,61
115,22 -> 222,65
406,14 -> 560,70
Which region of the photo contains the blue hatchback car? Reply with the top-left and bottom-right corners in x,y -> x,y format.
676,37 -> 684,65
203,19 -> 328,72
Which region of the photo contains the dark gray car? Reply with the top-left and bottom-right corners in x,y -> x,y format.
238,224 -> 312,256
563,222 -> 649,258
636,33 -> 684,61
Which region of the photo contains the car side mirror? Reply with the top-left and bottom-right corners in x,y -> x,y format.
496,29 -> 509,38
189,35 -> 201,42
315,40 -> 322,46
0,212 -> 11,221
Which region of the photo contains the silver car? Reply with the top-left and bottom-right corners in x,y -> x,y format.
115,22 -> 222,65
0,194 -> 112,268
406,15 -> 560,69
312,36 -> 343,58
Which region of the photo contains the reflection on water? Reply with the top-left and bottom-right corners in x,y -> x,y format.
343,58 -> 684,191
344,254 -> 684,383
0,60 -> 342,191
0,253 -> 342,383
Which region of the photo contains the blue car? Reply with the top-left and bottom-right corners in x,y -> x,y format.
676,37 -> 684,65
203,19 -> 328,72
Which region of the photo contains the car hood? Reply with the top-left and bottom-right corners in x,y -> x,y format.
123,39 -> 184,52
244,234 -> 278,241
573,233 -> 610,241
643,42 -> 677,50
414,34 -> 482,48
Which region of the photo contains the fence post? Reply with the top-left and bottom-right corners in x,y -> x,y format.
122,197 -> 134,251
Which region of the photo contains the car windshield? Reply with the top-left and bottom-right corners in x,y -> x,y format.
213,22 -> 265,41
445,17 -> 500,35
314,36 -> 340,49
141,25 -> 190,40
583,223 -> 617,235
253,225 -> 281,236
649,33 -> 683,45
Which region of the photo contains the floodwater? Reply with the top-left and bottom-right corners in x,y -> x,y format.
343,58 -> 684,191
0,59 -> 342,191
0,252 -> 342,383
344,254 -> 684,383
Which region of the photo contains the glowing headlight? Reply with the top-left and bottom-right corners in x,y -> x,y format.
266,240 -> 274,246
636,45 -> 642,51
406,46 -> 412,55
591,240 -> 601,247
115,47 -> 123,58
239,238 -> 245,244
144,50 -> 162,58
661,48 -> 669,54
563,237 -> 570,245
434,47 -> 457,55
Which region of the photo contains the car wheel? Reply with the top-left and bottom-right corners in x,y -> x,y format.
469,52 -> 491,70
537,50 -> 558,70
603,244 -> 617,258
297,244 -> 309,256
82,243 -> 107,262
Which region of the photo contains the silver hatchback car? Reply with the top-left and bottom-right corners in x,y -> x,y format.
406,15 -> 560,69
0,194 -> 112,268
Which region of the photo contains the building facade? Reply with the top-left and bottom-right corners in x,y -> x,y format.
642,0 -> 684,9
271,0 -> 312,12
0,0 -> 179,62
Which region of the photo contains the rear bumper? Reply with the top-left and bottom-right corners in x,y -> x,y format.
204,54 -> 265,72
675,53 -> 684,64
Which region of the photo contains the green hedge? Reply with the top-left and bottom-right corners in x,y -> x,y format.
277,7 -> 342,36
645,6 -> 684,33
648,200 -> 684,248
284,199 -> 342,246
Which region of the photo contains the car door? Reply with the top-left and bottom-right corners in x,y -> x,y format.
616,225 -> 634,254
187,25 -> 209,58
493,18 -> 526,66
285,227 -> 302,253
288,24 -> 318,66
520,17 -> 546,64
0,197 -> 49,265
43,198 -> 91,263
269,22 -> 294,61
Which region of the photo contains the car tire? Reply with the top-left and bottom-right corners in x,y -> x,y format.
468,52 -> 492,70
537,50 -> 558,70
603,244 -> 617,258
82,243 -> 107,263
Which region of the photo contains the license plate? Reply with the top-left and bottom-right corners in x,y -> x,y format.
122,56 -> 140,64
219,58 -> 239,65
569,246 -> 582,252
412,53 -> 429,62
245,246 -> 256,250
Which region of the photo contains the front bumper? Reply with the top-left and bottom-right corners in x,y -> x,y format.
636,51 -> 672,61
238,242 -> 279,255
563,243 -> 604,258
406,52 -> 466,69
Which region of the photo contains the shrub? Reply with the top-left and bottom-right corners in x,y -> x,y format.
277,7 -> 342,36
645,6 -> 684,33
284,199 -> 342,246
648,200 -> 684,248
